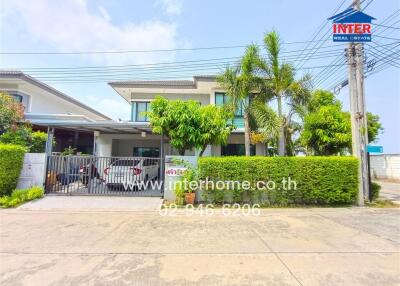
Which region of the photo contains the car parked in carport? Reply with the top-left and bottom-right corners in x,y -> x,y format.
103,158 -> 159,190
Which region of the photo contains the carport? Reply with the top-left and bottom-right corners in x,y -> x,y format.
32,120 -> 166,197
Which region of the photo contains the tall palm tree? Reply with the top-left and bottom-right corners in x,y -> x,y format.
259,31 -> 311,156
217,45 -> 262,156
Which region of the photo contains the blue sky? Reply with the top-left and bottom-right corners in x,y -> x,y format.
1,0 -> 399,153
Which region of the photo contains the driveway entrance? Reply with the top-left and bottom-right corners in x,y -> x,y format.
18,196 -> 163,211
45,155 -> 163,197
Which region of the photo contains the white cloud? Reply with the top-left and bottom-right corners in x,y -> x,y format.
2,0 -> 182,65
156,0 -> 182,16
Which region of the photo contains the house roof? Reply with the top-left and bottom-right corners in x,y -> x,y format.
109,75 -> 217,89
0,70 -> 111,120
328,8 -> 376,23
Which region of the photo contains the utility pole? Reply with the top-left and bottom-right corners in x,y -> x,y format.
346,0 -> 369,206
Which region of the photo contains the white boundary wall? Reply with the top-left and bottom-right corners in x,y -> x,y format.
370,154 -> 400,182
17,153 -> 46,189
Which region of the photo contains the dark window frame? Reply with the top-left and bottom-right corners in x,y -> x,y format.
221,144 -> 256,156
134,101 -> 150,122
133,147 -> 160,158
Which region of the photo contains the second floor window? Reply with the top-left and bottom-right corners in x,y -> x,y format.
133,101 -> 151,122
10,93 -> 23,103
215,92 -> 244,117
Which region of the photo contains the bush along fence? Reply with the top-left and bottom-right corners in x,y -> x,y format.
0,186 -> 44,208
0,143 -> 26,196
198,156 -> 359,206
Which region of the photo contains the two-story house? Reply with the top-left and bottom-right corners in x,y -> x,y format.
0,71 -> 111,153
104,76 -> 267,157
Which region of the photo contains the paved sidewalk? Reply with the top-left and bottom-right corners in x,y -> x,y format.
377,180 -> 400,204
18,195 -> 163,211
0,207 -> 399,285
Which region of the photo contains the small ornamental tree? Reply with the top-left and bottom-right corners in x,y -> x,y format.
301,90 -> 383,155
0,93 -> 24,134
301,104 -> 352,155
147,96 -> 232,156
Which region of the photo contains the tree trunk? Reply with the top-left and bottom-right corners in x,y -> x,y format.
244,111 -> 251,156
199,145 -> 207,157
277,95 -> 285,156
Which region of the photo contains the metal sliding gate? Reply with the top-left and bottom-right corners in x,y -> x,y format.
45,155 -> 163,196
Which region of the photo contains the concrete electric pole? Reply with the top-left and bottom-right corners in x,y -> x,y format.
346,0 -> 370,206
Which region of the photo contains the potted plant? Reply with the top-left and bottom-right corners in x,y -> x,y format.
172,159 -> 198,205
183,167 -> 197,205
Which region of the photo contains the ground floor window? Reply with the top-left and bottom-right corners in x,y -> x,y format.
221,144 -> 255,156
133,147 -> 159,157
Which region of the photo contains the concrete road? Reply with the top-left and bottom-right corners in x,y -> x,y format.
0,207 -> 399,286
377,181 -> 400,204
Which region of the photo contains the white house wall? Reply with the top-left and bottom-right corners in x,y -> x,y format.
0,78 -> 108,121
130,92 -> 211,105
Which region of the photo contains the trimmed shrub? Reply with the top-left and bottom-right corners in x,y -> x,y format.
0,143 -> 26,196
198,156 -> 359,206
0,126 -> 48,153
371,182 -> 381,201
0,186 -> 44,208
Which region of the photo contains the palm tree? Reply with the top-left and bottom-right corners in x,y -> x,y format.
217,45 -> 262,156
259,31 -> 311,156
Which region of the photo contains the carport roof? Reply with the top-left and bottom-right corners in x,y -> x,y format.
31,120 -> 152,134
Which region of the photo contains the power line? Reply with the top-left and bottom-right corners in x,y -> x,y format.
313,41 -> 399,88
374,23 -> 400,30
374,34 -> 400,40
294,0 -> 347,69
314,11 -> 400,89
6,49 -> 344,72
0,39 -> 340,55
24,63 -> 347,81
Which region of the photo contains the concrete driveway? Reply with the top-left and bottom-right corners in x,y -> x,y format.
0,207 -> 399,286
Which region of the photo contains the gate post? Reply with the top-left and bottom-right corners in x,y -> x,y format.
160,133 -> 164,192
45,127 -> 54,156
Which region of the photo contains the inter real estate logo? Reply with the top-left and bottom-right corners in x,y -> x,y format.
328,8 -> 376,42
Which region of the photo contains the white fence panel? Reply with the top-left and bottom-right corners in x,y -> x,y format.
370,154 -> 400,182
17,153 -> 46,189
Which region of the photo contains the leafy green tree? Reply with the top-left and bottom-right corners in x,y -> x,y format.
147,96 -> 232,156
197,105 -> 233,156
301,104 -> 352,155
300,90 -> 383,155
0,93 -> 24,134
366,112 -> 383,143
217,45 -> 263,156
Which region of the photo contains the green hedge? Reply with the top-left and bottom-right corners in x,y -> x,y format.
198,156 -> 359,206
0,143 -> 26,196
0,186 -> 44,208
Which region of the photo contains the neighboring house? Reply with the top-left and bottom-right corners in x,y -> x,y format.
0,72 -> 267,157
0,70 -> 111,153
107,76 -> 266,157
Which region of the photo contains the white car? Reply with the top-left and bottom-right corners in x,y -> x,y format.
103,158 -> 159,190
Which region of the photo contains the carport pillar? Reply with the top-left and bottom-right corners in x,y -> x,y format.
45,127 -> 55,156
93,131 -> 100,156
